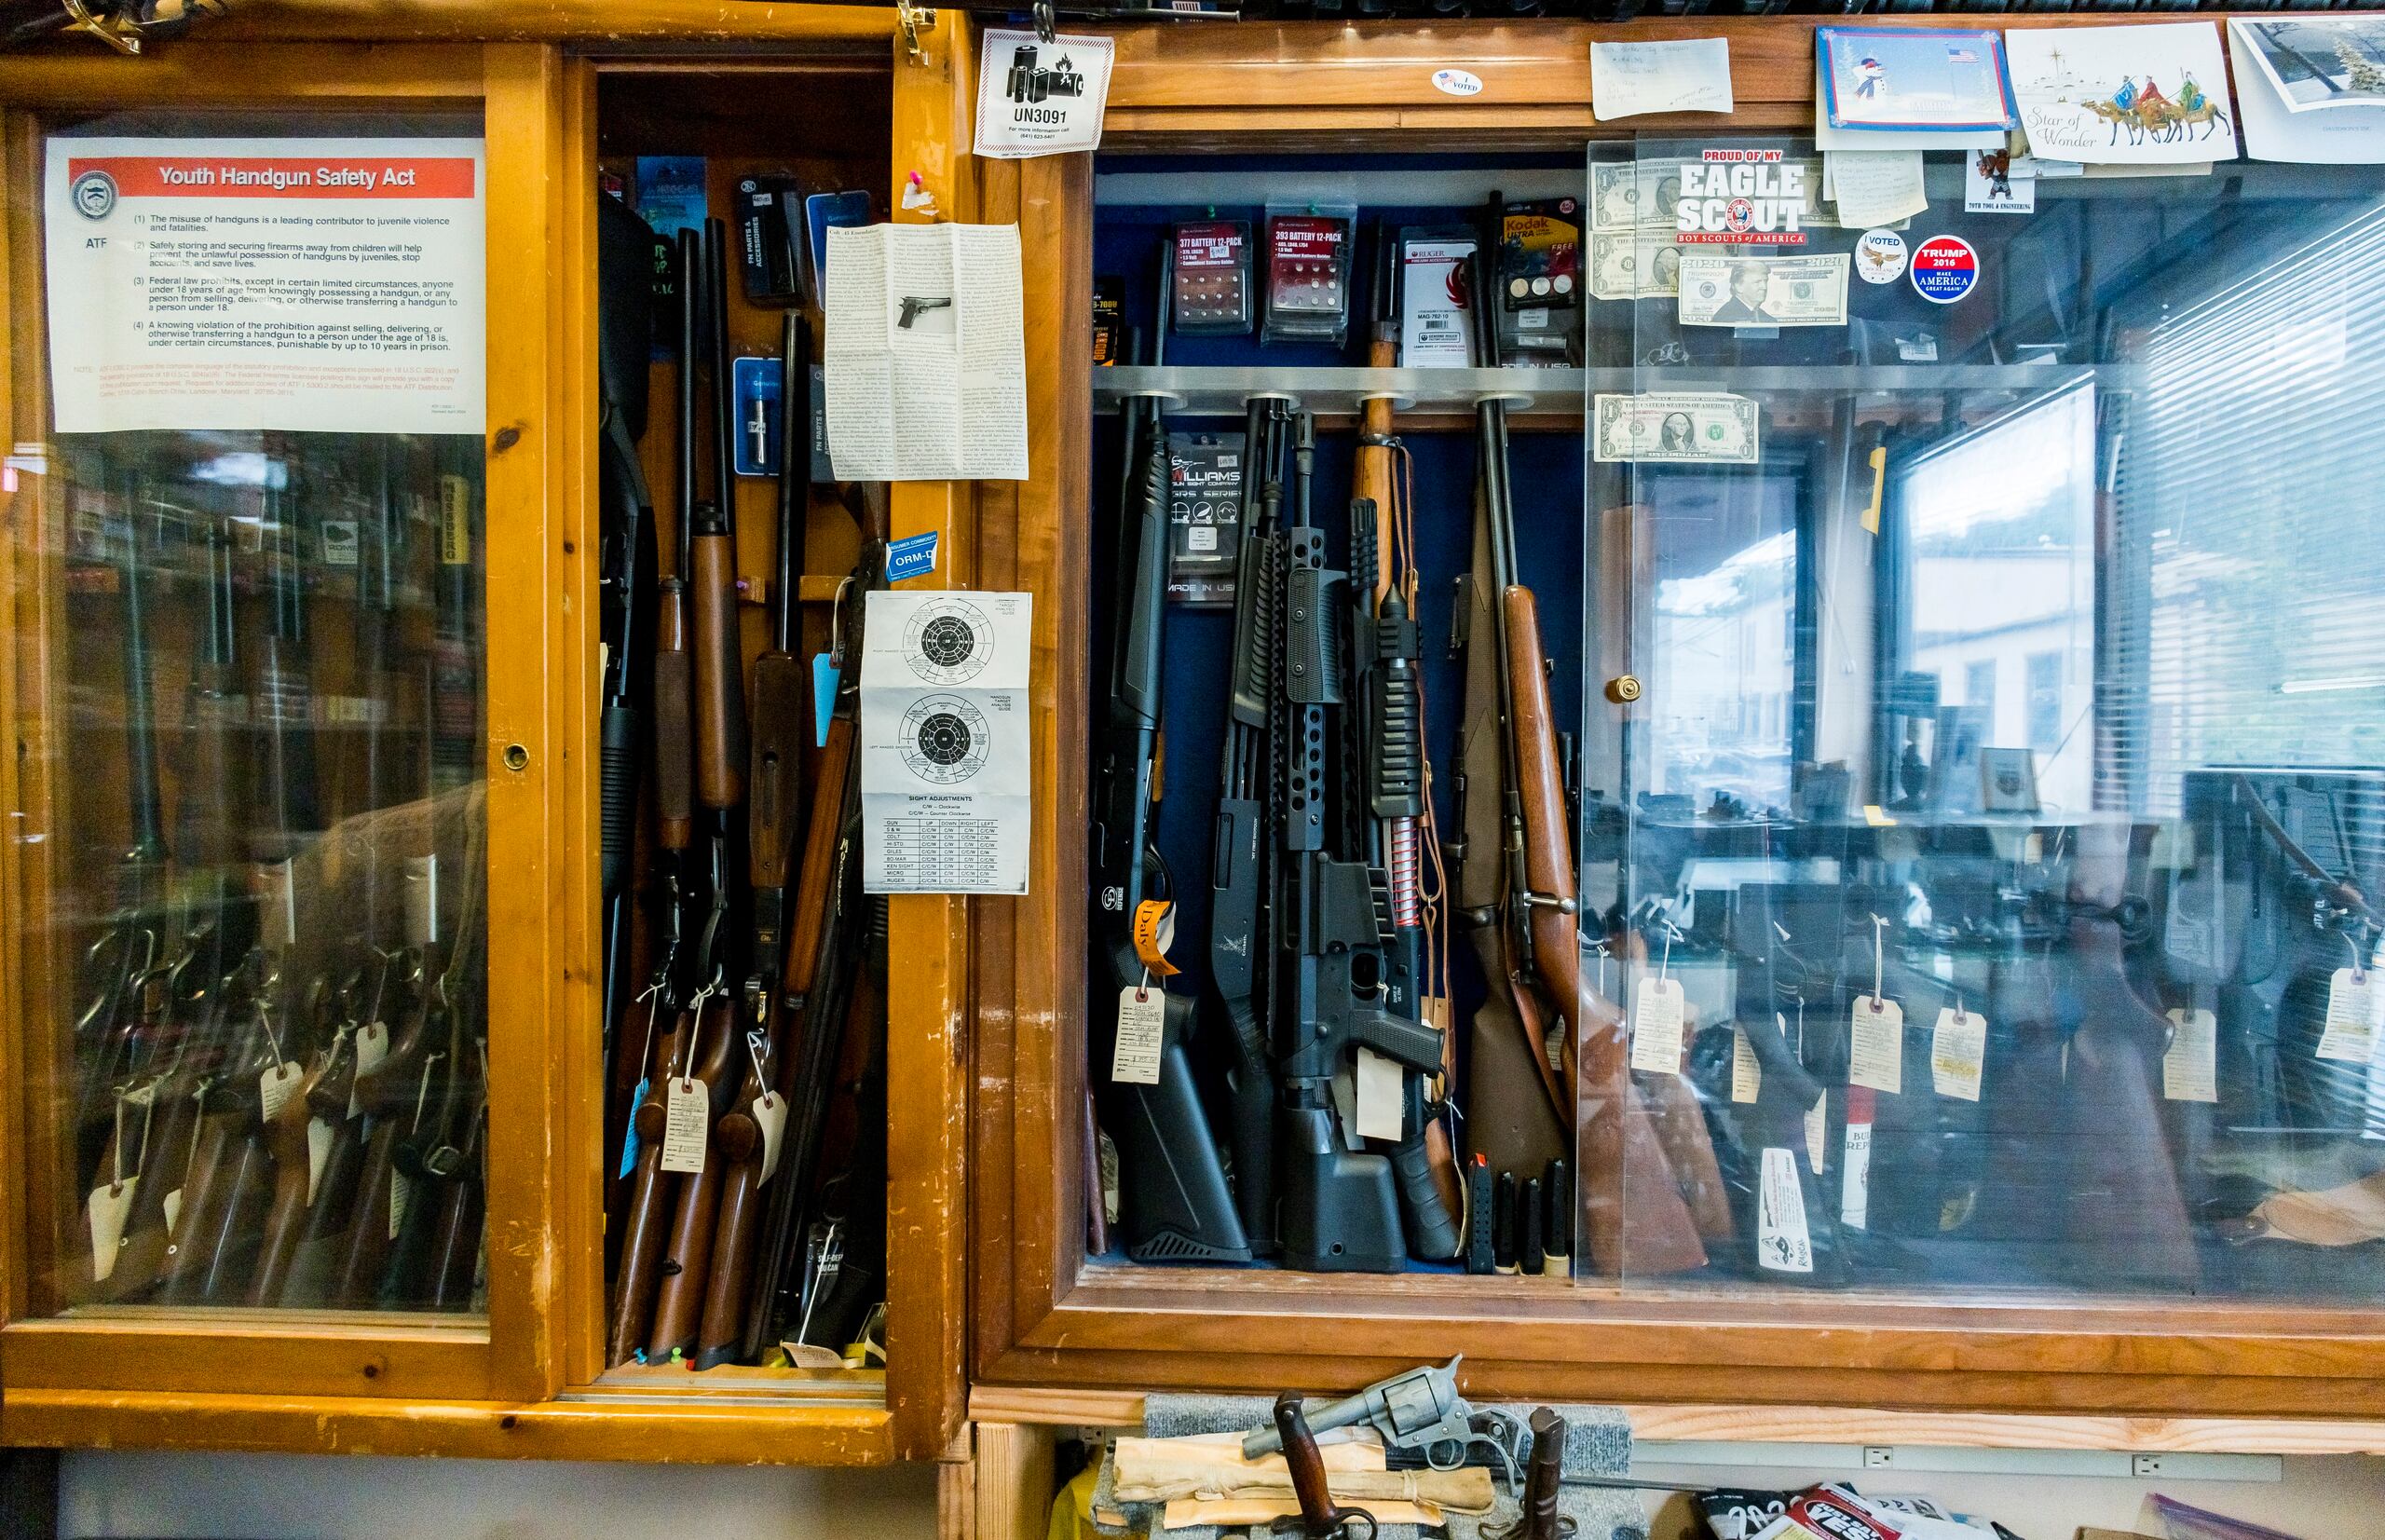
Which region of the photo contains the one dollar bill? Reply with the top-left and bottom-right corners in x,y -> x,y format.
1593,393 -> 1760,464
1589,231 -> 1685,300
1675,252 -> 1849,329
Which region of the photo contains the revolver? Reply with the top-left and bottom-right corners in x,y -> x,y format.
1243,1356 -> 1528,1492
896,294 -> 953,329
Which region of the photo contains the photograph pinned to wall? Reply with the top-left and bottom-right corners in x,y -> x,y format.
2234,18 -> 2385,111
2005,23 -> 2238,167
1965,149 -> 2037,213
1815,28 -> 2015,150
2231,20 -> 2385,163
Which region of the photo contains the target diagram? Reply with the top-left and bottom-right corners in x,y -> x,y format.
899,694 -> 991,784
903,596 -> 994,686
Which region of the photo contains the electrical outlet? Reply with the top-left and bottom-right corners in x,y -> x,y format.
2133,1453 -> 2166,1476
1863,1446 -> 1896,1469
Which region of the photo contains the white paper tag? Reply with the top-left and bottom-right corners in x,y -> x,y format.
1840,1117 -> 1873,1231
2162,1007 -> 2219,1103
1544,1015 -> 1568,1079
1804,1090 -> 1827,1175
1097,1124 -> 1120,1227
1729,1026 -> 1761,1104
660,1076 -> 710,1174
1756,1148 -> 1813,1274
1111,986 -> 1165,1085
1630,976 -> 1687,1074
2317,967 -> 2383,1064
1849,996 -> 1904,1093
1929,1007 -> 1985,1101
1353,1047 -> 1405,1141
753,1091 -> 789,1182
306,1116 -> 334,1202
162,1186 -> 184,1240
350,1021 -> 389,1118
973,30 -> 1116,160
389,1168 -> 411,1240
259,1060 -> 304,1121
89,1178 -> 137,1282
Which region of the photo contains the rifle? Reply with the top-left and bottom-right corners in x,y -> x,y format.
248,973 -> 337,1304
780,897 -> 888,1365
251,441 -> 323,865
739,487 -> 880,1364
1097,344 -> 1249,1263
690,311 -> 813,1370
329,930 -> 439,1306
1465,198 -> 1704,1277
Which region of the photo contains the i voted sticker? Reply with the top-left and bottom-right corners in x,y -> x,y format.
1854,228 -> 1908,285
1431,68 -> 1483,98
1910,234 -> 1979,306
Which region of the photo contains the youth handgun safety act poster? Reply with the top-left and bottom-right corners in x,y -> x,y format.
44,136 -> 487,435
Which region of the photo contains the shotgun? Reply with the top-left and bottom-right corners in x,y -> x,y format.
691,311 -> 813,1370
1100,348 -> 1249,1264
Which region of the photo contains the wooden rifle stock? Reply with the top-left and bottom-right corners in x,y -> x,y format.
606,1004 -> 689,1364
690,1029 -> 772,1370
249,1002 -> 337,1303
277,1015 -> 365,1305
688,526 -> 746,812
647,992 -> 743,1359
331,974 -> 437,1306
428,1064 -> 488,1309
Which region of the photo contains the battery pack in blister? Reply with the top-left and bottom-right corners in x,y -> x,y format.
1171,220 -> 1253,335
1495,197 -> 1585,365
1262,209 -> 1354,346
1165,431 -> 1243,606
1093,275 -> 1125,365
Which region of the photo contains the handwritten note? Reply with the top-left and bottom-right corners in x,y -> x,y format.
1826,149 -> 1928,226
1592,38 -> 1734,121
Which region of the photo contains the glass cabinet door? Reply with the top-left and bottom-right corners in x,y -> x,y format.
1589,135 -> 2385,1302
7,114 -> 503,1361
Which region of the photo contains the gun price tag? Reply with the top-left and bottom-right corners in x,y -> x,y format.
1849,996 -> 1904,1094
1840,1093 -> 1874,1232
307,1116 -> 334,1203
1730,1025 -> 1761,1103
753,1091 -> 788,1182
162,1187 -> 184,1240
1629,976 -> 1686,1074
1111,986 -> 1165,1086
2317,968 -> 2383,1064
390,1169 -> 411,1240
88,1178 -> 137,1282
1131,899 -> 1180,977
660,1076 -> 710,1174
1353,1047 -> 1404,1141
259,1060 -> 304,1121
350,1022 -> 389,1118
1929,1007 -> 1985,1101
2163,1007 -> 2218,1102
619,1076 -> 648,1179
1756,1148 -> 1813,1274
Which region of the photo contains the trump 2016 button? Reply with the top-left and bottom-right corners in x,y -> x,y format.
1910,235 -> 1978,306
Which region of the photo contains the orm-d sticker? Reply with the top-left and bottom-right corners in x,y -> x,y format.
1431,68 -> 1483,97
1909,234 -> 1979,306
1854,228 -> 1907,285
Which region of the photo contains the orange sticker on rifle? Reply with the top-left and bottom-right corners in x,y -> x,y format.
1132,899 -> 1180,976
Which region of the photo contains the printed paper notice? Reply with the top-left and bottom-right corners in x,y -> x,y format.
1591,39 -> 1734,121
44,136 -> 486,434
975,30 -> 1115,158
825,222 -> 1029,482
860,591 -> 1033,894
2164,1007 -> 2218,1103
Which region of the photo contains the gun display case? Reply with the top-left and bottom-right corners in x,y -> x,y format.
968,16 -> 2385,1444
0,7 -> 970,1469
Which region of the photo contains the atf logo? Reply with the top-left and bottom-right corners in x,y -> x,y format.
70,169 -> 116,220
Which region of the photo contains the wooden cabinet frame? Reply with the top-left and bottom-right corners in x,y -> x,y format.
964,16 -> 2385,1426
0,7 -> 972,1465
